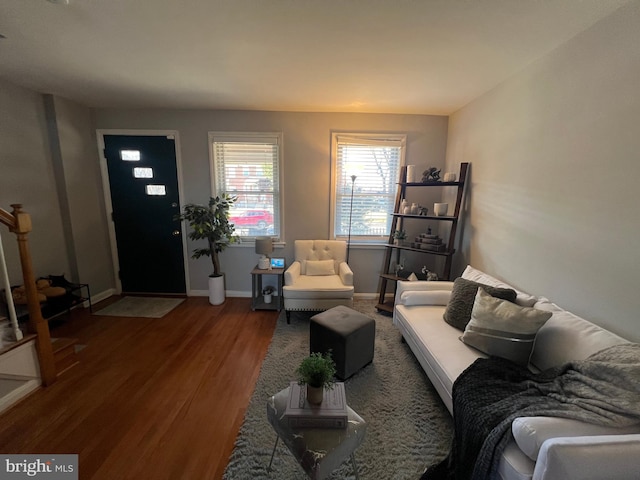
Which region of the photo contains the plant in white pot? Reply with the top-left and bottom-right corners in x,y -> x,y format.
177,194 -> 237,305
262,285 -> 275,304
295,351 -> 336,405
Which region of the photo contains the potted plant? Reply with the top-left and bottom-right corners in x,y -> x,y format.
176,194 -> 237,305
393,229 -> 407,245
262,285 -> 275,304
296,351 -> 336,405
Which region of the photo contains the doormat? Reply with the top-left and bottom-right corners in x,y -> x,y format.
93,297 -> 184,318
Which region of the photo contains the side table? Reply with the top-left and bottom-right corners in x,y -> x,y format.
251,266 -> 284,311
266,385 -> 366,479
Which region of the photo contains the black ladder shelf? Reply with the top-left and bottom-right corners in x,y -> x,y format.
375,162 -> 469,314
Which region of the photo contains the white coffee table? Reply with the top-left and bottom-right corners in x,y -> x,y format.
266,385 -> 366,479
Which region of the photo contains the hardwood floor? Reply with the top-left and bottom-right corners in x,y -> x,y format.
0,296 -> 278,480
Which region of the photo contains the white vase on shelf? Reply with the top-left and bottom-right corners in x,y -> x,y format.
406,165 -> 416,183
434,203 -> 448,216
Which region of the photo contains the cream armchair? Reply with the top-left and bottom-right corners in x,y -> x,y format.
283,240 -> 354,323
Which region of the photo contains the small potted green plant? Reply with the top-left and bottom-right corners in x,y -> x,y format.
393,229 -> 407,245
296,351 -> 336,405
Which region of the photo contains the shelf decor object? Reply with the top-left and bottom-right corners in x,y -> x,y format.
434,203 -> 448,216
375,162 -> 469,314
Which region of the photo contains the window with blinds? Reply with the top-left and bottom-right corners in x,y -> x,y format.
209,132 -> 282,240
331,133 -> 406,240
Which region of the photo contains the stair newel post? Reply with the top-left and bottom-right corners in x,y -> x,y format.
9,204 -> 57,386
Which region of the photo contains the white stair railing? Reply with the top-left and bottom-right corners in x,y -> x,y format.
0,230 -> 23,342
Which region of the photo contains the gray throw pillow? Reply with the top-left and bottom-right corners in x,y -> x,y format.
443,277 -> 517,330
461,288 -> 552,365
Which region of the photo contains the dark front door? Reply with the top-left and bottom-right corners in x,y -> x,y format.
103,134 -> 186,294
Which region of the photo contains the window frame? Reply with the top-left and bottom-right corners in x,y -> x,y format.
208,131 -> 284,243
330,132 -> 406,243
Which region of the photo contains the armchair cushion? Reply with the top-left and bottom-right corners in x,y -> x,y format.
296,240 -> 345,275
283,275 -> 354,299
305,259 -> 336,276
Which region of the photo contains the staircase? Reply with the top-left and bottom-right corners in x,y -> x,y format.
0,334 -> 79,413
0,334 -> 40,414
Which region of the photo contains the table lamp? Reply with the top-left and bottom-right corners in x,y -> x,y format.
255,237 -> 273,269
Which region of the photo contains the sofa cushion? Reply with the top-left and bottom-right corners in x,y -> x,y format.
400,290 -> 451,306
443,277 -> 517,331
394,304 -> 486,413
460,289 -> 552,365
305,259 -> 336,276
462,265 -> 538,307
512,416 -> 640,461
530,300 -> 629,371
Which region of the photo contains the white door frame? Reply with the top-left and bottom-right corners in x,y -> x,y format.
96,129 -> 190,295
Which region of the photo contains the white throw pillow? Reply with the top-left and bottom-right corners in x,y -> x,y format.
305,259 -> 336,276
460,288 -> 552,365
400,290 -> 451,306
462,265 -> 538,307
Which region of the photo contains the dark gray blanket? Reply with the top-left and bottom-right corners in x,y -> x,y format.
421,343 -> 640,480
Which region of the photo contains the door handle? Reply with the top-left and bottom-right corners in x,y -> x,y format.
171,202 -> 178,208
172,230 -> 180,236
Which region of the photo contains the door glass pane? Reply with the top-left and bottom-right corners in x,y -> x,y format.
133,167 -> 153,178
145,185 -> 166,196
121,150 -> 141,161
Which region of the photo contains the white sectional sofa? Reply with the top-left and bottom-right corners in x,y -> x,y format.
393,265 -> 640,480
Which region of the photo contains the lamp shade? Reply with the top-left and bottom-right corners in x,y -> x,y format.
255,237 -> 273,256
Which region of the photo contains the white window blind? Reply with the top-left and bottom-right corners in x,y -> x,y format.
332,133 -> 405,240
210,132 -> 281,240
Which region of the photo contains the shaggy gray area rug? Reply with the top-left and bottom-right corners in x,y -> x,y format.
223,300 -> 453,479
93,296 -> 184,318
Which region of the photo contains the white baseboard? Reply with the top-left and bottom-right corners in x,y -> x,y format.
188,290 -> 251,298
354,292 -> 380,300
188,290 -> 209,297
226,290 -> 251,298
88,288 -> 116,307
188,290 -> 382,299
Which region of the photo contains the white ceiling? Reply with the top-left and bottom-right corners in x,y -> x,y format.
0,0 -> 631,115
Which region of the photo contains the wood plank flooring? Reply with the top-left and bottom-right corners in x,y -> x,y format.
0,296 -> 278,480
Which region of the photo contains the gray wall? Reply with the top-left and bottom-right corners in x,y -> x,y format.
0,80 -> 70,284
0,79 -> 114,296
50,96 -> 114,293
445,1 -> 640,341
94,110 -> 449,294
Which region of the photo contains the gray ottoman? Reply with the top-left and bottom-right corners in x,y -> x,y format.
310,306 -> 375,380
